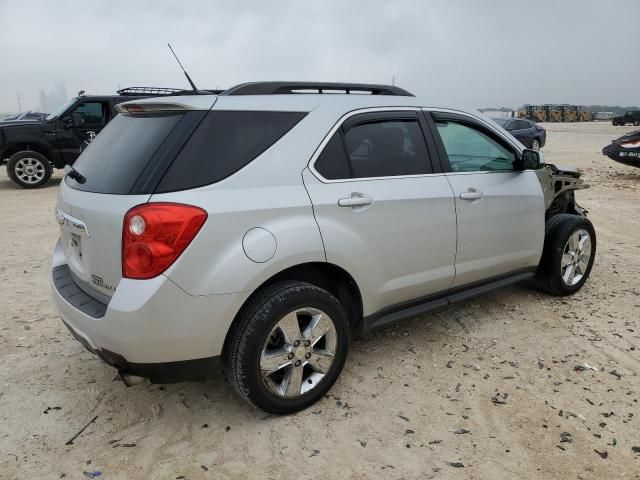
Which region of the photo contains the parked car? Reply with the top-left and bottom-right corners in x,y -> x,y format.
0,87 -> 221,188
612,110 -> 640,126
1,111 -> 47,122
51,81 -> 596,414
602,129 -> 640,167
493,117 -> 546,150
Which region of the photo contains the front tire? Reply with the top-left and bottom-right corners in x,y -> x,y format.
534,214 -> 596,296
6,151 -> 52,188
225,281 -> 350,414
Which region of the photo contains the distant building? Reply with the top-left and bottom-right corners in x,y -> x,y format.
39,82 -> 68,113
594,112 -> 615,121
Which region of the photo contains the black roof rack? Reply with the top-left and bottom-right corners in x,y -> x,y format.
221,81 -> 413,97
117,87 -> 224,97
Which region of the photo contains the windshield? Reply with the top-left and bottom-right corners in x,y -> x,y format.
493,118 -> 509,127
46,98 -> 77,120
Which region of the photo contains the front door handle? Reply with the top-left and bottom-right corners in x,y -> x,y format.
459,188 -> 483,201
338,192 -> 373,208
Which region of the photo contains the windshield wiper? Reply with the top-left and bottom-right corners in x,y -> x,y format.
64,165 -> 86,184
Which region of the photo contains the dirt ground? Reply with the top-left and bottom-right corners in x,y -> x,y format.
1,122 -> 639,479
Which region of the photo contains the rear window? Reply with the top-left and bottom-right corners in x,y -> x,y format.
156,110 -> 306,192
67,112 -> 186,194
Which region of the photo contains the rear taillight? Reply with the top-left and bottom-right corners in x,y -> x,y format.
122,203 -> 207,279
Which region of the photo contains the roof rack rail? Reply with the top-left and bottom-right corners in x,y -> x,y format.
117,87 -> 189,96
117,87 -> 225,97
221,81 -> 413,97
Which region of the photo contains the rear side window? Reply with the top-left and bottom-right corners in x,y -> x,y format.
67,112 -> 186,194
315,132 -> 351,180
157,111 -> 306,192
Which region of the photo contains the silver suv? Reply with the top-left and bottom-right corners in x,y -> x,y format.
51,82 -> 596,414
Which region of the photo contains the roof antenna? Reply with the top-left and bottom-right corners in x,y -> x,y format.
167,43 -> 201,94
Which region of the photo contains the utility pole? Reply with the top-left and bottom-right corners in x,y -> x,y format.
16,91 -> 22,112
392,76 -> 396,86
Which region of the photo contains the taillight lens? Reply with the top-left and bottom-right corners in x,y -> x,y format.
122,203 -> 207,279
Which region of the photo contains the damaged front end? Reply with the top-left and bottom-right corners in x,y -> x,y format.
536,163 -> 589,220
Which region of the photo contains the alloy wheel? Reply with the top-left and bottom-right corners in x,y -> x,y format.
561,229 -> 592,286
260,307 -> 337,398
14,157 -> 46,185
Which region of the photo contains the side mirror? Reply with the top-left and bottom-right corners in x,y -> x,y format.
521,149 -> 541,170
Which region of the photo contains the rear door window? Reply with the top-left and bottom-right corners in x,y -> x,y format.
156,111 -> 306,192
344,119 -> 432,178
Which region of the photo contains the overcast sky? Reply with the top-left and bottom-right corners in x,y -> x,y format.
0,0 -> 638,112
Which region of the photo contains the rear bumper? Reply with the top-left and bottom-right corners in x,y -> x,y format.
51,239 -> 250,368
61,318 -> 220,382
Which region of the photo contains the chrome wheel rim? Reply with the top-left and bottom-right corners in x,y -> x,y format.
15,157 -> 45,184
561,229 -> 591,286
532,139 -> 540,151
260,307 -> 337,398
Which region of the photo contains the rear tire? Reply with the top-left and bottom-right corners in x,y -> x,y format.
634,120 -> 640,126
6,151 -> 52,189
225,281 -> 350,414
531,139 -> 540,151
534,214 -> 596,296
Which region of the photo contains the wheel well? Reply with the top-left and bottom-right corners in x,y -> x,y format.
545,190 -> 583,221
222,262 -> 364,357
264,263 -> 362,325
1,144 -> 52,164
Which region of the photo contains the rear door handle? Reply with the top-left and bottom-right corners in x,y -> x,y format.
338,193 -> 373,208
459,188 -> 483,201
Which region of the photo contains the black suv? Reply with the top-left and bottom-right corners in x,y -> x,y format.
0,87 -> 213,188
612,110 -> 640,127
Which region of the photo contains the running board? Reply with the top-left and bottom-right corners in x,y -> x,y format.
362,268 -> 535,332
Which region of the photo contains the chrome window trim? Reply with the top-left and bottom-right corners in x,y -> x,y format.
308,106 -> 525,184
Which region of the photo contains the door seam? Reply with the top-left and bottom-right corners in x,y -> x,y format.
300,167 -> 328,262
444,173 -> 459,290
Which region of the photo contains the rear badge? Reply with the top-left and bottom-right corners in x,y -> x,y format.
90,274 -> 116,292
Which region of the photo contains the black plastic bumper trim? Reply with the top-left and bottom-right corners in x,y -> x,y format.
53,264 -> 107,318
60,319 -> 219,383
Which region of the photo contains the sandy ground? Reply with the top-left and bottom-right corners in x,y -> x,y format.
1,122 -> 639,479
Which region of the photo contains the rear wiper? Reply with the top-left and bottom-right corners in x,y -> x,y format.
64,165 -> 86,184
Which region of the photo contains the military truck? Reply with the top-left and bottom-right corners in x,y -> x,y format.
0,87 -> 221,188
